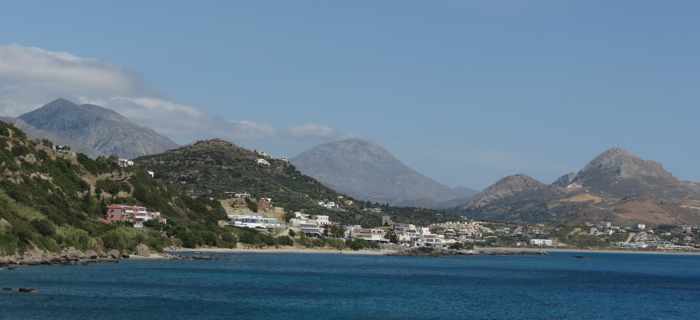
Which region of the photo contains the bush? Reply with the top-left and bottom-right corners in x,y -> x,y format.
31,219 -> 56,237
346,239 -> 379,251
275,236 -> 294,246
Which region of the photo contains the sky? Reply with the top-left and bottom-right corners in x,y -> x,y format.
1,1 -> 699,189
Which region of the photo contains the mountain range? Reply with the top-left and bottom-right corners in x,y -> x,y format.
461,148 -> 700,225
4,98 -> 177,159
291,139 -> 476,209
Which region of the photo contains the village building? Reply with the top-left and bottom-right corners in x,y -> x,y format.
351,228 -> 387,242
289,212 -> 331,237
256,158 -> 271,166
230,214 -> 283,230
118,158 -> 135,168
104,204 -> 166,228
530,239 -> 554,247
415,234 -> 446,248
318,200 -> 339,209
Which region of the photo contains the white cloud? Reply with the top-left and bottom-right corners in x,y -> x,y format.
287,123 -> 337,139
0,44 -> 340,153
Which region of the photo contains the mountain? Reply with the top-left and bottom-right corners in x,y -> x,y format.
16,98 -> 178,159
461,148 -> 700,225
567,148 -> 686,199
291,139 -> 475,208
466,174 -> 547,209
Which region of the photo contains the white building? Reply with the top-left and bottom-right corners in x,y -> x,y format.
315,215 -> 330,225
230,215 -> 282,229
318,201 -> 339,209
256,158 -> 271,166
289,212 -> 332,237
530,239 -> 554,247
415,234 -> 446,248
352,228 -> 386,242
118,158 -> 135,168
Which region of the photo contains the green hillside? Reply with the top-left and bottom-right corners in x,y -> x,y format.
0,121 -> 239,255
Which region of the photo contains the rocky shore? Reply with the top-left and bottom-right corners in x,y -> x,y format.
0,244 -> 166,268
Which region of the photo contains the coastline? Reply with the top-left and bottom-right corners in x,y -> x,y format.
168,246 -> 700,257
482,247 -> 700,256
168,247 -> 395,256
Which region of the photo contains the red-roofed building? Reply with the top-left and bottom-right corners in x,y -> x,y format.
104,204 -> 166,228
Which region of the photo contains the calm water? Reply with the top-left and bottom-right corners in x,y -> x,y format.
1,252 -> 699,320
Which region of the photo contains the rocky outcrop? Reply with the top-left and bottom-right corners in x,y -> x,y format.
135,244 -> 151,257
0,248 -> 122,267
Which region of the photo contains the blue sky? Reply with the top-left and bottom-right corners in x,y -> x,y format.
1,1 -> 699,189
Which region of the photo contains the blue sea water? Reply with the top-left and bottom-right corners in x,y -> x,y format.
1,252 -> 700,320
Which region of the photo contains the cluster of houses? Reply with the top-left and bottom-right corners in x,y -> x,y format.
103,204 -> 167,228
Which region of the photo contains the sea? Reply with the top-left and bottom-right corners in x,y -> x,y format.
1,252 -> 699,320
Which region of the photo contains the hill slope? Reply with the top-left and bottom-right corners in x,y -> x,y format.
17,98 -> 178,159
292,139 -> 474,208
0,121 -> 245,256
461,148 -> 700,225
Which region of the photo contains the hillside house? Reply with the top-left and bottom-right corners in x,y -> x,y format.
318,201 -> 339,209
104,204 -> 166,228
256,158 -> 271,166
118,158 -> 134,168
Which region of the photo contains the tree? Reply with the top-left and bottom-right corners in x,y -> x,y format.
385,229 -> 398,244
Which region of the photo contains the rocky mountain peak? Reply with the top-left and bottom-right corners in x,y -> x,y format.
581,147 -> 674,180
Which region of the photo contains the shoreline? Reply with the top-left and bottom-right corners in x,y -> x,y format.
481,247 -> 700,256
168,247 -> 394,256
168,246 -> 700,257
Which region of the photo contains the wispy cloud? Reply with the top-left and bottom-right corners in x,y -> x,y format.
287,123 -> 338,139
0,44 -> 344,155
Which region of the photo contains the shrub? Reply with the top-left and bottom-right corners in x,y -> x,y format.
31,219 -> 56,237
275,236 -> 293,246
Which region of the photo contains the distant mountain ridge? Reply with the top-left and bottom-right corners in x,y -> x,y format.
13,98 -> 178,159
292,138 -> 475,208
461,148 -> 700,225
